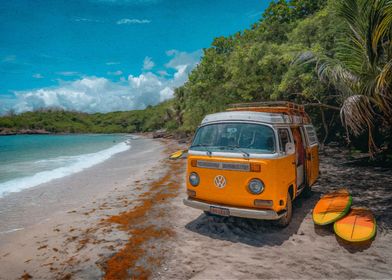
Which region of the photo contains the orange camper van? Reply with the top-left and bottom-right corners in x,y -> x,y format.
183,102 -> 319,226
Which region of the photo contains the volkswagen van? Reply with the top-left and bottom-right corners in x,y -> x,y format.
182,102 -> 319,226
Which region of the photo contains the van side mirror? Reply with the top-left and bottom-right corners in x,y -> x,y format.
285,143 -> 295,155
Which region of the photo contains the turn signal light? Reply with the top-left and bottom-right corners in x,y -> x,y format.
191,160 -> 197,167
250,163 -> 261,172
254,199 -> 273,208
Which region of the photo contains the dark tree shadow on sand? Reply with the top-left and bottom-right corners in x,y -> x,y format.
316,147 -> 392,233
185,193 -> 320,247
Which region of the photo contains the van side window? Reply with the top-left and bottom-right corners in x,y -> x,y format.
278,128 -> 291,152
304,125 -> 318,145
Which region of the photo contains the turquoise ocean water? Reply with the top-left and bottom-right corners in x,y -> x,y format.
0,134 -> 131,197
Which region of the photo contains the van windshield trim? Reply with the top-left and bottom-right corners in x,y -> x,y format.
190,122 -> 276,155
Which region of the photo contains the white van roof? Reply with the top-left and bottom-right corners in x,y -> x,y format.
201,111 -> 305,125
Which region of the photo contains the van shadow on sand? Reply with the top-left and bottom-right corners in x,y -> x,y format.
185,193 -> 320,247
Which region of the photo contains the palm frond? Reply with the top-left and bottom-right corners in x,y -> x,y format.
340,95 -> 374,135
301,0 -> 392,155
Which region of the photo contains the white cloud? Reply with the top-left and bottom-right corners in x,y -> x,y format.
107,70 -> 123,76
159,87 -> 174,102
142,56 -> 155,70
32,73 -> 44,79
158,70 -> 169,76
7,49 -> 202,114
165,49 -> 203,69
106,61 -> 120,65
116,18 -> 151,25
57,71 -> 80,77
73,17 -> 102,23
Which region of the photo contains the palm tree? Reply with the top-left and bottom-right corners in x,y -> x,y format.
304,0 -> 392,155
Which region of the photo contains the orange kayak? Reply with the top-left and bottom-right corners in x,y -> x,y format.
312,189 -> 352,225
334,208 -> 376,242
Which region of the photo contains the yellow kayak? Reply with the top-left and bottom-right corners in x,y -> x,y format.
169,150 -> 186,159
334,207 -> 376,242
312,189 -> 352,225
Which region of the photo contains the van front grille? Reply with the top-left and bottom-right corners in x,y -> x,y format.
196,160 -> 250,172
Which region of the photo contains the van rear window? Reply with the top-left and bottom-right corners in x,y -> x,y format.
304,125 -> 318,145
191,123 -> 276,154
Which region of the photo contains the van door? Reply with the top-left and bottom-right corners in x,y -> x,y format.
277,127 -> 296,195
304,125 -> 319,186
291,127 -> 305,189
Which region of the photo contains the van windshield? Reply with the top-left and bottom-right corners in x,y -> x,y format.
191,123 -> 276,154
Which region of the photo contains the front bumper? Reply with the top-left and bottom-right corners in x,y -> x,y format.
183,198 -> 285,220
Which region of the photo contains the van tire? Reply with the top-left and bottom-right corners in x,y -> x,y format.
275,192 -> 292,227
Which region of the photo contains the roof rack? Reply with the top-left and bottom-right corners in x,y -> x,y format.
227,101 -> 310,124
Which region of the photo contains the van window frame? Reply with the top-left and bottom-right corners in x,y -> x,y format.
304,125 -> 318,146
277,127 -> 294,154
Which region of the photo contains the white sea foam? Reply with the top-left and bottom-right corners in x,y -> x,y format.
0,142 -> 130,198
0,227 -> 24,235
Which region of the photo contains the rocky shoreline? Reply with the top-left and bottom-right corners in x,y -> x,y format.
0,128 -> 50,136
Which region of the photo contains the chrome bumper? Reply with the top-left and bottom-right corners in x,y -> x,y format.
183,198 -> 285,220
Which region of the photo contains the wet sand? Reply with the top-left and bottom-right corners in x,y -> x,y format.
0,137 -> 179,279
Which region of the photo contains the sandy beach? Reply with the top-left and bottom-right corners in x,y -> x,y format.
158,146 -> 392,279
0,138 -> 391,279
0,136 -> 179,279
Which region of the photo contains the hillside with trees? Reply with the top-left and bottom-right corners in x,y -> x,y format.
0,101 -> 174,134
172,0 -> 392,156
1,0 -> 391,157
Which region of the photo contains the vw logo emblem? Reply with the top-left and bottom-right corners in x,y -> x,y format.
214,175 -> 226,188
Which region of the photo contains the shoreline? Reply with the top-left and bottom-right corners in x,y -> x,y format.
0,137 -> 163,233
0,138 -> 132,199
0,137 -> 181,279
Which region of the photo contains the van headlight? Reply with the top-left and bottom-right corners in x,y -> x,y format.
248,179 -> 264,194
189,172 -> 200,186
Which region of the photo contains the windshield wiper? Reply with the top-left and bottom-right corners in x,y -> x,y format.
190,144 -> 213,155
218,145 -> 250,158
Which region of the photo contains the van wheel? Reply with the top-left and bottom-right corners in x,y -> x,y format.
275,193 -> 292,227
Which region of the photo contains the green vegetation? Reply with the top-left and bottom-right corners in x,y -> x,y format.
303,0 -> 392,154
1,0 -> 391,156
0,101 -> 174,134
171,0 -> 391,155
172,0 -> 342,133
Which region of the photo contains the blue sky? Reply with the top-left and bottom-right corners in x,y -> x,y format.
0,0 -> 268,114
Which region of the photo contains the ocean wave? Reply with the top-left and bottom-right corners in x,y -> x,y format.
0,227 -> 24,235
0,142 -> 130,198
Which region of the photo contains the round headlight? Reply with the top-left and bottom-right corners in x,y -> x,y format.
248,179 -> 264,194
189,172 -> 200,186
